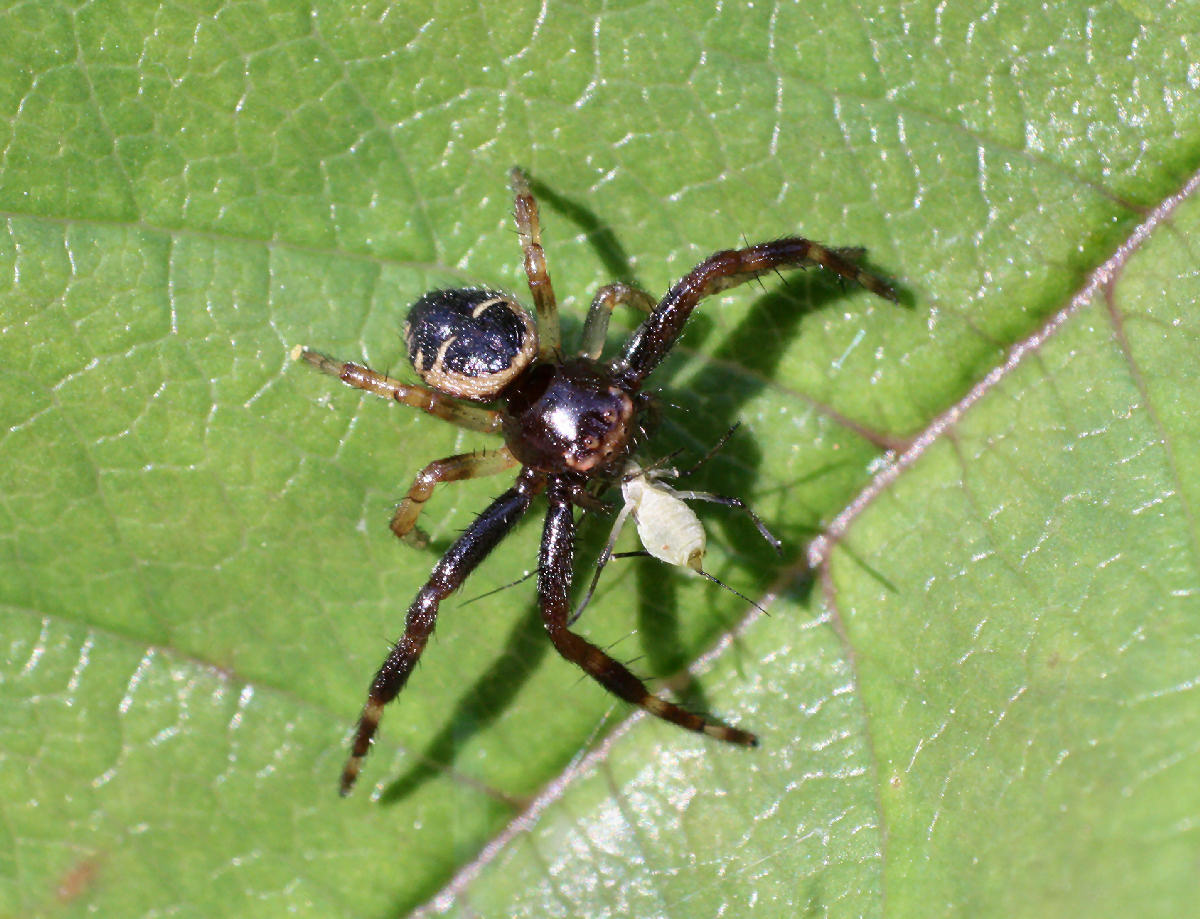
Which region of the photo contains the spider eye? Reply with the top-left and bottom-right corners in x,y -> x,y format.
404,289 -> 538,401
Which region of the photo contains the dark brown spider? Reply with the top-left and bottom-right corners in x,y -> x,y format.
295,168 -> 896,795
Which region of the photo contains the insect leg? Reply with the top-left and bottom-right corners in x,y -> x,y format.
671,490 -> 783,554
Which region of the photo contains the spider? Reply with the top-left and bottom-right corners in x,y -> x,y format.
294,167 -> 896,795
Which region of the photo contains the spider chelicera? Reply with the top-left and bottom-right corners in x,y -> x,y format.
295,167 -> 896,795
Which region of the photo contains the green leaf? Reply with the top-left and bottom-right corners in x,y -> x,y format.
1,2 -> 1196,917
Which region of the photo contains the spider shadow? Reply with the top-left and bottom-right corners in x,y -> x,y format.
526,175 -> 645,289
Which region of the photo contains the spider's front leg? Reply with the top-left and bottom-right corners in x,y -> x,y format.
615,238 -> 897,389
539,478 -> 757,746
390,447 -> 520,547
340,468 -> 543,796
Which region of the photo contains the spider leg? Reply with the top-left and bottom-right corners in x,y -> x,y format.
340,468 -> 543,795
390,447 -> 520,548
615,239 -> 897,389
579,282 -> 656,360
509,167 -> 561,360
540,479 -> 757,746
293,346 -> 502,435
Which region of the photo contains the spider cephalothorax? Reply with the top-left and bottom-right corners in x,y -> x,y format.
295,167 -> 896,795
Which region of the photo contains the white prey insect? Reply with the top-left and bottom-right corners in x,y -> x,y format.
571,458 -> 782,623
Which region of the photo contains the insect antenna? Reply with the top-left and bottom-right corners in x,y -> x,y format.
674,422 -> 741,478
459,569 -> 537,606
609,551 -> 768,615
696,569 -> 768,615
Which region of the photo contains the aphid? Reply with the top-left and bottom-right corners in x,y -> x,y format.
295,167 -> 896,794
571,455 -> 782,623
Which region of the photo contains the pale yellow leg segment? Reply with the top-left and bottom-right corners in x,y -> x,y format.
292,346 -> 502,435
509,167 -> 561,359
579,283 -> 657,360
339,698 -> 384,796
390,447 -> 519,547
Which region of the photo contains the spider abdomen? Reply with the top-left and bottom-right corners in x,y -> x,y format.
501,358 -> 639,473
404,289 -> 537,401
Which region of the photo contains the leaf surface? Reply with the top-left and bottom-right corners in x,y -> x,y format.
0,2 -> 1196,917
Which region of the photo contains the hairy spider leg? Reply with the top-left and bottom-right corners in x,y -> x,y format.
292,346 -> 502,435
578,282 -> 657,360
390,447 -> 520,547
615,238 -> 898,389
509,167 -> 561,359
340,468 -> 544,796
540,478 -> 758,746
